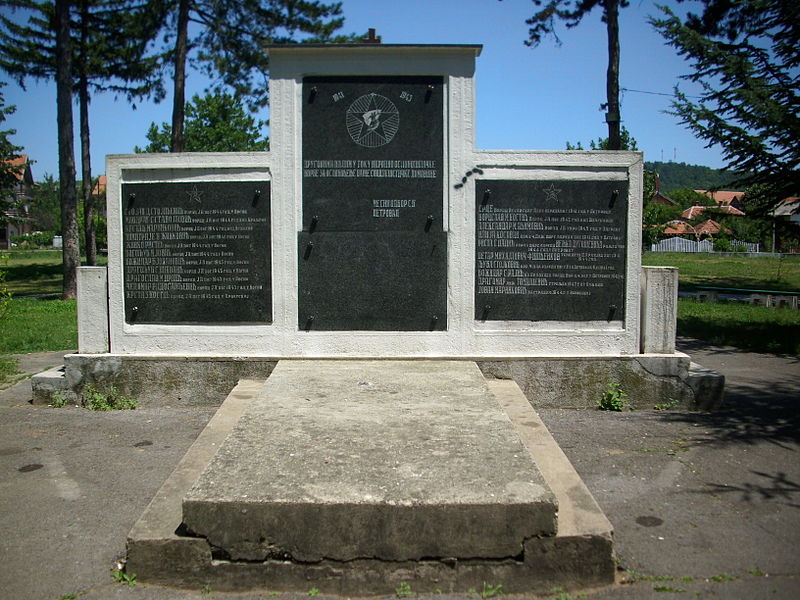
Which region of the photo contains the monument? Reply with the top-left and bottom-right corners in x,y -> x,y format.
31,40 -> 723,594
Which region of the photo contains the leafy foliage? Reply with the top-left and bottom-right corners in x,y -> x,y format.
0,81 -> 23,214
597,382 -> 630,411
566,126 -> 638,151
176,0 -> 347,111
651,1 -> 799,204
83,384 -> 137,410
135,92 -> 269,152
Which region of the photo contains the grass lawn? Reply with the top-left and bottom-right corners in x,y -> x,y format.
0,298 -> 77,354
677,298 -> 800,355
643,252 -> 800,291
3,249 -> 107,296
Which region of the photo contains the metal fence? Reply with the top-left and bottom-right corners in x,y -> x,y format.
650,238 -> 759,253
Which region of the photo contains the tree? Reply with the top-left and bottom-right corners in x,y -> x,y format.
135,92 -> 269,153
651,1 -> 800,206
566,125 -> 638,150
0,81 -> 23,215
521,0 -> 629,150
55,0 -> 79,299
670,187 -> 715,208
0,0 -> 166,265
159,0 -> 347,152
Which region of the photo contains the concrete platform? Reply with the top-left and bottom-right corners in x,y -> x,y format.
127,361 -> 615,595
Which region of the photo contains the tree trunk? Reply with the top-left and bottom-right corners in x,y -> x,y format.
55,0 -> 79,300
605,0 -> 621,150
79,0 -> 95,265
171,0 -> 190,152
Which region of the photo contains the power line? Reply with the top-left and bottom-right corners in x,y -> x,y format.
621,87 -> 702,99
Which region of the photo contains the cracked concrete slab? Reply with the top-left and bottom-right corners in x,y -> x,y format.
182,360 -> 556,563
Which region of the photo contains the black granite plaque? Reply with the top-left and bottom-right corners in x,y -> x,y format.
302,75 -> 444,232
122,181 -> 271,324
298,231 -> 447,331
299,75 -> 447,331
475,180 -> 627,322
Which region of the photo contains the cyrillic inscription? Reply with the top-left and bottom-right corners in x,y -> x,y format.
475,180 -> 627,322
122,181 -> 271,324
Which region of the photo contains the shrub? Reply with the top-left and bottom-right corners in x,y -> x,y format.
11,231 -> 55,248
713,237 -> 731,252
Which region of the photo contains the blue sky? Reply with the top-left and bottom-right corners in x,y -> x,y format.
2,0 -> 723,181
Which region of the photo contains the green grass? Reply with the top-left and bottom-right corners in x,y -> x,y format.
0,298 -> 77,353
0,354 -> 21,385
678,298 -> 800,354
643,252 -> 800,292
3,250 -> 106,296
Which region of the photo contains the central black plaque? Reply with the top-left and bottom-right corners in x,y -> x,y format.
475,180 -> 628,322
122,181 -> 271,324
300,75 -> 446,330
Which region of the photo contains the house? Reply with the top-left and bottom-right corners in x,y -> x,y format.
663,218 -> 729,239
681,204 -> 745,220
1,155 -> 34,250
650,190 -> 677,206
91,174 -> 107,196
771,197 -> 800,224
694,189 -> 745,206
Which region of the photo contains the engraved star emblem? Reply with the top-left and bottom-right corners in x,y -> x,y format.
543,183 -> 562,202
186,185 -> 203,204
358,97 -> 388,140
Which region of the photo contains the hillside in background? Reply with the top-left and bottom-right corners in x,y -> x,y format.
644,161 -> 741,194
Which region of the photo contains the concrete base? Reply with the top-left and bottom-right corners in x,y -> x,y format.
182,361 -> 556,563
32,352 -> 724,410
127,363 -> 616,595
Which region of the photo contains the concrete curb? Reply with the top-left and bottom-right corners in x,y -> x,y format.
127,370 -> 616,595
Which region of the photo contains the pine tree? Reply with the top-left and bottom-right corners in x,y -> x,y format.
0,0 -> 165,267
519,0 -> 629,150
158,0 -> 347,152
651,0 -> 799,206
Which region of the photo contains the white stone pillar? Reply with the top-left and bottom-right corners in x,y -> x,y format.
78,266 -> 109,353
640,266 -> 678,354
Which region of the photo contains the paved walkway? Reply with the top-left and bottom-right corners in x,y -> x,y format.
0,341 -> 797,599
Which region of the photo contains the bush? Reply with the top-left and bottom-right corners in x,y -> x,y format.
713,237 -> 731,252
11,231 -> 55,248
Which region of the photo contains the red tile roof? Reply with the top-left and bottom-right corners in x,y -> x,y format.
5,154 -> 29,181
663,218 -> 728,237
681,204 -> 745,219
91,174 -> 107,195
694,190 -> 744,206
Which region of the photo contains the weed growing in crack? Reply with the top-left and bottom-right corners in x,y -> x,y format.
83,384 -> 137,410
597,383 -> 630,411
481,582 -> 503,598
395,581 -> 413,597
111,569 -> 136,587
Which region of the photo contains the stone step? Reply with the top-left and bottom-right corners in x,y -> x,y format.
30,365 -> 71,405
127,362 -> 615,595
182,360 -> 556,563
